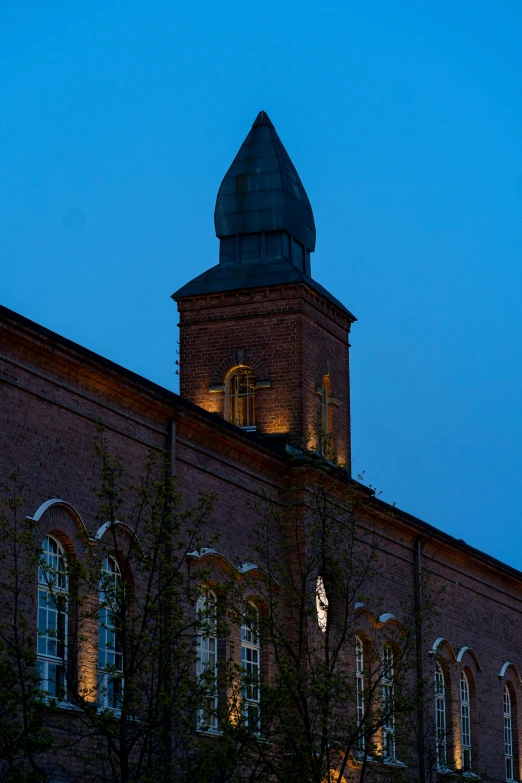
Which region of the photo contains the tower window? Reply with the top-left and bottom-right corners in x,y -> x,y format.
320,376 -> 332,435
316,374 -> 340,457
226,368 -> 256,428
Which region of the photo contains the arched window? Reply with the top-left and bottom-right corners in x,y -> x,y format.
356,637 -> 365,752
382,645 -> 395,760
241,602 -> 261,731
435,664 -> 447,769
226,368 -> 256,428
37,535 -> 68,699
196,587 -> 218,732
460,671 -> 472,771
505,685 -> 514,781
98,556 -> 124,710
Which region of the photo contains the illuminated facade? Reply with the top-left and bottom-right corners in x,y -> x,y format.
1,112 -> 522,781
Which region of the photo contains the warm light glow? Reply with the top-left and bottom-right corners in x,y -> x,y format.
78,664 -> 98,702
316,575 -> 328,632
323,770 -> 348,783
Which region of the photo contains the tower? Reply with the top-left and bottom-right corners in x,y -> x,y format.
172,112 -> 355,466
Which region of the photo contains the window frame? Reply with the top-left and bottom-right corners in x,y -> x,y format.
196,587 -> 219,733
460,671 -> 472,772
241,601 -> 261,732
37,534 -> 69,701
98,555 -> 124,711
505,685 -> 514,781
382,645 -> 395,761
225,367 -> 256,428
435,663 -> 448,770
355,636 -> 365,752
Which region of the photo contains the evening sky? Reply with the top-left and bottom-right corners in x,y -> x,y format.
2,2 -> 522,566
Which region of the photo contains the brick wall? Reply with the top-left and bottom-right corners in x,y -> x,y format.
176,282 -> 353,467
2,305 -> 522,781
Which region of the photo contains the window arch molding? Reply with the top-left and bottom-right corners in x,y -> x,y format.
456,646 -> 482,672
499,662 -> 522,684
29,498 -> 89,537
95,519 -> 144,563
31,501 -> 88,560
225,366 -> 257,427
209,350 -> 270,389
429,637 -> 458,664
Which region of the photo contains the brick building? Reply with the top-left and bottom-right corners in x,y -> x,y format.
1,112 -> 521,783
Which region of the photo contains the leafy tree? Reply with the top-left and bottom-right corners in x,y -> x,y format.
53,424 -> 221,783
0,472 -> 55,782
210,448 -> 438,783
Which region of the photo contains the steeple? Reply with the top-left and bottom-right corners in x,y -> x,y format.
214,110 -> 316,267
172,111 -> 353,319
172,112 -> 355,467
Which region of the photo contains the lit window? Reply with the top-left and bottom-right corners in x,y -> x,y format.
316,575 -> 328,633
241,603 -> 261,731
460,671 -> 472,771
226,368 -> 256,428
356,637 -> 365,752
37,535 -> 68,700
435,664 -> 447,769
505,686 -> 514,781
196,588 -> 218,732
98,556 -> 124,710
382,645 -> 395,761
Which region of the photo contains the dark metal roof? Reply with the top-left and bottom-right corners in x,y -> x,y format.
2,302 -> 522,587
171,260 -> 356,321
172,111 -> 356,320
214,111 -> 316,251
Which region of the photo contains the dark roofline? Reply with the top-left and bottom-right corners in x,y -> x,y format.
367,489 -> 522,585
0,304 -> 286,460
1,303 -> 519,586
172,263 -> 357,322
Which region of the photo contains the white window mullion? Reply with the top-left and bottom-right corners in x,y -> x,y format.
435,664 -> 447,769
37,535 -> 68,701
356,637 -> 365,752
98,556 -> 124,711
241,603 -> 261,732
196,588 -> 218,732
460,671 -> 472,771
505,686 -> 514,781
382,645 -> 395,761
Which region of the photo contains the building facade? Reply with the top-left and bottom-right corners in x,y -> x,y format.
1,112 -> 521,783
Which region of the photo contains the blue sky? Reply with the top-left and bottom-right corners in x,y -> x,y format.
2,1 -> 522,567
